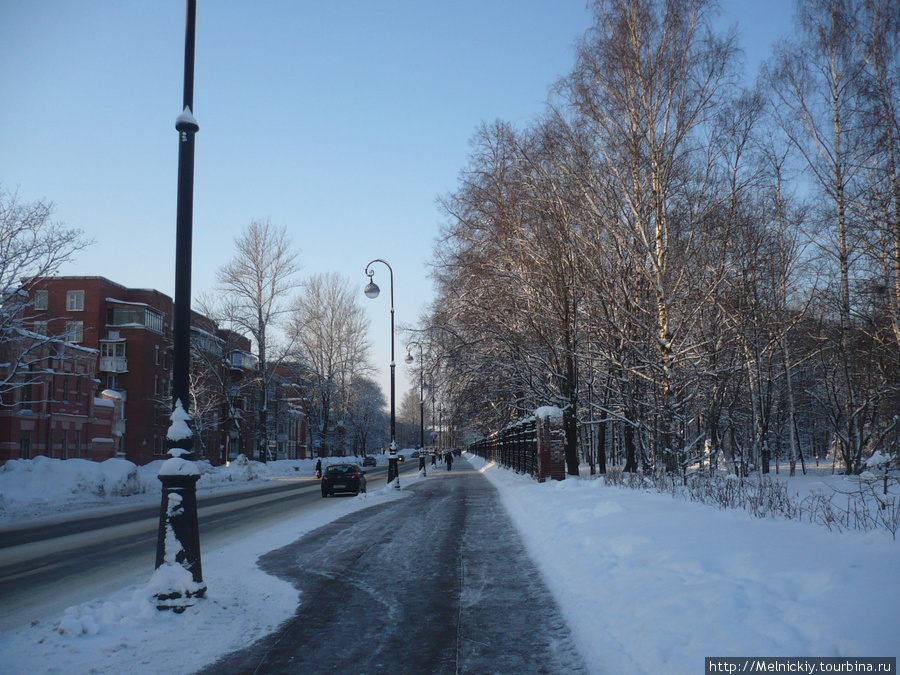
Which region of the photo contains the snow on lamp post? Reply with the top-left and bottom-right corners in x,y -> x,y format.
152,0 -> 205,611
404,341 -> 426,476
364,259 -> 400,488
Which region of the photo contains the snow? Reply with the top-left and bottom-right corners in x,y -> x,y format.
1,454 -> 897,674
157,456 -> 200,477
165,400 -> 193,443
175,106 -> 198,130
534,405 -> 563,422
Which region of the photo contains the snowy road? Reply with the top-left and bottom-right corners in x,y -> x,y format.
197,456 -> 587,675
0,461 -> 418,631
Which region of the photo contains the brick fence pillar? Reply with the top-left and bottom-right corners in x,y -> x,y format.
535,406 -> 566,482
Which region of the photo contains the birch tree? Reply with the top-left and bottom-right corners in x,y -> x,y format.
286,271 -> 372,455
216,218 -> 302,461
564,0 -> 737,472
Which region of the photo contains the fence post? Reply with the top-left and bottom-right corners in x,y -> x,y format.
535,406 -> 567,482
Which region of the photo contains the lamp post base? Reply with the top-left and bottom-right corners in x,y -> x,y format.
387,455 -> 400,487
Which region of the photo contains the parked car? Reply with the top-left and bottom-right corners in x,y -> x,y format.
362,455 -> 377,467
321,463 -> 367,497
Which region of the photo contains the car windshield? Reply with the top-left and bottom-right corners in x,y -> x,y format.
326,465 -> 354,476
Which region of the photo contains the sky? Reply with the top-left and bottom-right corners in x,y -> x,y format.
1,452 -> 897,673
0,0 -> 795,404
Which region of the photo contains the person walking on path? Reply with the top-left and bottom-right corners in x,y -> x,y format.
315,458 -> 322,479
445,451 -> 453,471
419,451 -> 427,476
431,451 -> 437,467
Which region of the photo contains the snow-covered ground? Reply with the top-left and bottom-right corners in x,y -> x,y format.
1,454 -> 897,674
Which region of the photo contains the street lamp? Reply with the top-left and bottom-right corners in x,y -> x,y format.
364,259 -> 400,488
153,0 -> 205,611
404,341 -> 426,476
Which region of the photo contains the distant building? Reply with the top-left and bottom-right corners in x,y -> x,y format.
0,329 -> 120,463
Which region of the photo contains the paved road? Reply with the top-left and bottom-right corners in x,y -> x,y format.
198,456 -> 587,675
0,461 -> 418,631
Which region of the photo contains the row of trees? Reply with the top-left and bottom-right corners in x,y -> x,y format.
200,218 -> 387,458
419,0 -> 900,476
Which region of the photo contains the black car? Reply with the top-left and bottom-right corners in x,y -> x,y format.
321,463 -> 367,497
362,455 -> 377,467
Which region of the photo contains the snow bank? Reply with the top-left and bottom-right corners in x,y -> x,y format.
468,453 -> 900,673
0,454 -> 382,520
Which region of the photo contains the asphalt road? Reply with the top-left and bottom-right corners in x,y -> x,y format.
197,456 -> 587,675
0,460 -> 418,631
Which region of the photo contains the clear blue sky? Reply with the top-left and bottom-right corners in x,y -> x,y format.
0,0 -> 794,405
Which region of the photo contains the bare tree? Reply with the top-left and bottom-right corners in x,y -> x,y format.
346,377 -> 388,455
766,0 -> 881,474
286,272 -> 373,455
564,0 -> 738,472
216,218 -> 302,461
0,187 -> 91,400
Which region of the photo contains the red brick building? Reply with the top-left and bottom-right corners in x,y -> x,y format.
17,276 -> 308,466
0,331 -> 120,463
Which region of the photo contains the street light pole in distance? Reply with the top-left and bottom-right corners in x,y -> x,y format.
364,259 -> 400,488
405,341 -> 426,476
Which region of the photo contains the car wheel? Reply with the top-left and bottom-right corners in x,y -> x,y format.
321,491 -> 328,498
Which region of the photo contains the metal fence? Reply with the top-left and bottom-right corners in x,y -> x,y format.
469,416 -> 538,478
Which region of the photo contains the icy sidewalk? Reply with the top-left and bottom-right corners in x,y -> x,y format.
196,457 -> 587,674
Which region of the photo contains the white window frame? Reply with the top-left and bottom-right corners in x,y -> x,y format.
35,289 -> 49,310
65,320 -> 84,343
66,290 -> 85,312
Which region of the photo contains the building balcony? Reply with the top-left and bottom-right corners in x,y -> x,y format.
99,356 -> 128,373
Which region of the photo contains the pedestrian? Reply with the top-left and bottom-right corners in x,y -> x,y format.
431,451 -> 436,467
446,451 -> 453,471
315,458 -> 322,479
419,451 -> 427,475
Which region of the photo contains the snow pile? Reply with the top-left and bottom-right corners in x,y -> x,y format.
0,457 -> 145,516
467,454 -> 899,673
0,454 -> 378,520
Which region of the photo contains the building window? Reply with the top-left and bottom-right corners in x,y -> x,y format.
75,376 -> 82,403
66,290 -> 85,312
65,321 -> 84,343
102,373 -> 119,390
35,290 -> 49,310
61,430 -> 69,460
32,320 -> 49,336
20,378 -> 33,409
74,430 -> 82,458
107,305 -> 164,334
155,345 -> 160,365
20,431 -> 32,459
63,375 -> 70,402
100,342 -> 125,358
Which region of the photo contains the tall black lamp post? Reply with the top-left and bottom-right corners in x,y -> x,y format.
364,259 -> 400,487
153,0 -> 205,611
404,341 -> 426,475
